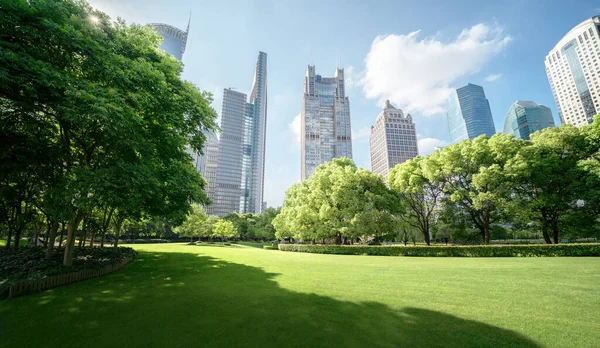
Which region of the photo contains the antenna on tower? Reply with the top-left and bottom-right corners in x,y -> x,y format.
186,11 -> 192,33
339,51 -> 342,69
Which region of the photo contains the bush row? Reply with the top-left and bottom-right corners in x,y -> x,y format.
0,246 -> 137,283
120,239 -> 171,244
277,244 -> 600,257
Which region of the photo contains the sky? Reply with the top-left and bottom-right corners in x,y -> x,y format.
90,0 -> 599,207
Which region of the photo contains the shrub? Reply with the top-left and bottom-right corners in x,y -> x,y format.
262,245 -> 278,250
0,246 -> 137,283
368,241 -> 381,246
277,244 -> 600,257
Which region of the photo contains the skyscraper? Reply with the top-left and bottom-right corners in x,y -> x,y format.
149,21 -> 189,61
446,83 -> 496,143
503,101 -> 555,140
208,52 -> 268,216
370,100 -> 418,179
545,16 -> 600,127
301,65 -> 352,180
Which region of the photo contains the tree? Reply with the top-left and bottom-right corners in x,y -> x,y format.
212,220 -> 238,243
273,158 -> 401,244
435,134 -> 522,243
507,125 -> 590,243
175,204 -> 208,242
0,1 -> 217,265
388,155 -> 444,246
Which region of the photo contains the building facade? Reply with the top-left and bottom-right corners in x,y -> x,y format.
503,101 -> 555,140
545,16 -> 600,127
370,100 -> 418,179
208,52 -> 268,216
301,65 -> 352,180
149,22 -> 189,61
446,83 -> 496,143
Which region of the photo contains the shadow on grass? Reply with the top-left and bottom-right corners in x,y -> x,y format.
0,251 -> 540,348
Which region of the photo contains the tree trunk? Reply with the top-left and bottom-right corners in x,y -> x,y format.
34,231 -> 39,247
100,233 -> 106,248
114,219 -> 123,248
63,211 -> 84,267
58,223 -> 66,247
45,221 -> 60,260
90,231 -> 97,247
423,228 -> 431,246
6,228 -> 13,249
79,226 -> 87,248
552,221 -> 560,244
483,220 -> 490,244
542,229 -> 552,244
13,228 -> 23,250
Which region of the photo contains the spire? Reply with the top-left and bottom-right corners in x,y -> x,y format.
186,11 -> 192,33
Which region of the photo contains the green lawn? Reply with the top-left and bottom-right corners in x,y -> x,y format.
1,244 -> 599,347
0,238 -> 28,247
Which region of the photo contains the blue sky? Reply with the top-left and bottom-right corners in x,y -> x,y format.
90,0 -> 598,207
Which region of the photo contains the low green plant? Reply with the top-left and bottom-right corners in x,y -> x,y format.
277,243 -> 600,257
262,245 -> 278,250
0,246 -> 137,283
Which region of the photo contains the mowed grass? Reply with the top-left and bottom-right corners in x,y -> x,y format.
1,244 -> 599,347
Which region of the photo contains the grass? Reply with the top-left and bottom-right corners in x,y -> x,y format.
0,238 -> 28,247
1,244 -> 599,347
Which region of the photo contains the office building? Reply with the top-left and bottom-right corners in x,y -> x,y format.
503,101 -> 555,140
446,83 -> 496,143
149,21 -> 189,61
209,52 -> 268,216
370,100 -> 418,179
545,16 -> 600,127
301,65 -> 352,180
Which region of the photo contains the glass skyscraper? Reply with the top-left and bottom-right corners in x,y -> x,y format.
503,101 -> 555,140
301,65 -> 352,180
208,52 -> 268,216
446,83 -> 496,143
545,16 -> 600,127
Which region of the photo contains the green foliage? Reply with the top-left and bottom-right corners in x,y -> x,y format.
0,246 -> 136,283
174,204 -> 208,241
212,220 -> 238,241
0,0 -> 217,264
274,158 -> 401,243
278,243 -> 600,257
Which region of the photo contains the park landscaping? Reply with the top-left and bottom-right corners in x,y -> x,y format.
1,243 -> 599,347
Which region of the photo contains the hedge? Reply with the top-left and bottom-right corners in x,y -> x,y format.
277,243 -> 600,257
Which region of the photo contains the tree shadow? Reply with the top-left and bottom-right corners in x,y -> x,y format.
0,251 -> 540,347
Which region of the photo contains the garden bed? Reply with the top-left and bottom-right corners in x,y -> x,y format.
278,243 -> 600,257
0,246 -> 137,299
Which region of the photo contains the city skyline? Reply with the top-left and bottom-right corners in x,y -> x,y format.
90,0 -> 599,207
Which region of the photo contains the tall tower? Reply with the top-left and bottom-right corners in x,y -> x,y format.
149,20 -> 189,61
446,83 -> 496,143
503,101 -> 555,140
301,65 -> 352,180
208,52 -> 268,216
241,52 -> 268,214
545,16 -> 600,127
370,100 -> 418,179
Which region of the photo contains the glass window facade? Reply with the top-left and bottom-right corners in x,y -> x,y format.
503,101 -> 555,140
446,83 -> 496,143
301,65 -> 352,180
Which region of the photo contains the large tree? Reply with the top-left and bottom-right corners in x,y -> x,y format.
388,155 -> 444,246
0,0 -> 217,265
435,134 -> 522,243
273,158 -> 401,244
506,125 -> 590,243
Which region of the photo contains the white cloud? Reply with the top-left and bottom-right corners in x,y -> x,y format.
485,73 -> 502,82
345,65 -> 358,88
289,113 -> 301,143
360,24 -> 511,115
418,138 -> 447,155
351,126 -> 371,140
